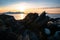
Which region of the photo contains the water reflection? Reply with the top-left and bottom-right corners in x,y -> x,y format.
6,14 -> 27,20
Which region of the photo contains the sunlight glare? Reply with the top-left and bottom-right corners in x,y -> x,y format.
15,2 -> 29,12
20,7 -> 25,12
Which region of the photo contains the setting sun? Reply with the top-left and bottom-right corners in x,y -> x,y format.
14,2 -> 31,12
17,6 -> 26,12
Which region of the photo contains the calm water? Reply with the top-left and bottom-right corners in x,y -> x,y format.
46,14 -> 60,18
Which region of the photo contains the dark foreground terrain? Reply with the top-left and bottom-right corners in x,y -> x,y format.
0,11 -> 60,40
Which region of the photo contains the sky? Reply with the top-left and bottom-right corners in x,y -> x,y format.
0,0 -> 60,13
0,0 -> 60,7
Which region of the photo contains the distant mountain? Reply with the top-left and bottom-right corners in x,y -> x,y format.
4,12 -> 24,14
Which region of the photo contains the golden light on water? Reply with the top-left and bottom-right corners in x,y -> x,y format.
20,14 -> 26,19
8,14 -> 27,20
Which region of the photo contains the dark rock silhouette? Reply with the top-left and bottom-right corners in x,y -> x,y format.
0,11 -> 60,40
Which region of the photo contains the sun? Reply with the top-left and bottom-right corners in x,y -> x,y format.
12,2 -> 32,12
16,6 -> 26,12
19,6 -> 26,12
15,3 -> 27,12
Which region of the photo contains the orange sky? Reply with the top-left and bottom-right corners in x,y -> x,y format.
0,8 -> 60,14
25,8 -> 60,14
